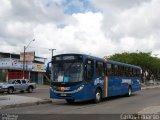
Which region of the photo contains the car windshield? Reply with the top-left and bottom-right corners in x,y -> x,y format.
52,61 -> 83,83
8,80 -> 15,84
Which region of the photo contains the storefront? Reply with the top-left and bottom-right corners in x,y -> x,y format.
0,52 -> 46,84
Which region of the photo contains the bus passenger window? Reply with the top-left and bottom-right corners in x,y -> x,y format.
136,69 -> 141,78
125,67 -> 129,77
118,66 -> 123,77
107,63 -> 112,76
133,69 -> 137,77
85,60 -> 94,82
96,61 -> 104,77
114,65 -> 118,76
129,68 -> 133,77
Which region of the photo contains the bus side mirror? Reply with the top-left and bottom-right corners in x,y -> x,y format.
46,62 -> 51,75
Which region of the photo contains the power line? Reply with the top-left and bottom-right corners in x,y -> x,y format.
29,46 -> 56,50
13,44 -> 55,50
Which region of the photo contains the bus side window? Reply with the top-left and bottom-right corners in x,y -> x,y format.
96,61 -> 104,77
122,66 -> 126,77
124,67 -> 129,77
129,68 -> 133,77
114,65 -> 118,76
107,63 -> 112,76
136,69 -> 141,78
133,69 -> 137,77
119,66 -> 123,77
111,64 -> 114,76
85,60 -> 94,82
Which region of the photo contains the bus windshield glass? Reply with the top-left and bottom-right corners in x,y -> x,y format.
52,61 -> 83,83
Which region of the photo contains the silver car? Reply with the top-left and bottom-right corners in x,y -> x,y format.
0,79 -> 36,94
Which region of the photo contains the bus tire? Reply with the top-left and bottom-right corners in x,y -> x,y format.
127,86 -> 132,97
94,89 -> 102,103
66,99 -> 74,104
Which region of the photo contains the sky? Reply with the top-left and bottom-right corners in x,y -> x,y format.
0,0 -> 160,60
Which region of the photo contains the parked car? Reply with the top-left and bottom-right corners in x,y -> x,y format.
146,80 -> 154,86
0,79 -> 36,94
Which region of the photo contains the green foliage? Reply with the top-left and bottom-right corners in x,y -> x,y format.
107,52 -> 160,82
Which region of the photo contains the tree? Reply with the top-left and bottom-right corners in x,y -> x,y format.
107,52 -> 160,83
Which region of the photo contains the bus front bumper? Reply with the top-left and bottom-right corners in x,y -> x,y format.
50,86 -> 93,101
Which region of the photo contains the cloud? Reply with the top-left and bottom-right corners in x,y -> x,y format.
1,0 -> 160,59
9,0 -> 66,23
91,0 -> 160,56
33,12 -> 113,58
92,0 -> 151,11
0,0 -> 75,55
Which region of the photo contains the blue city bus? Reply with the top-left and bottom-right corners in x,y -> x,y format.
49,54 -> 141,103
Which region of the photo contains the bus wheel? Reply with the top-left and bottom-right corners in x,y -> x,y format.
66,99 -> 74,104
94,89 -> 102,103
127,87 -> 132,97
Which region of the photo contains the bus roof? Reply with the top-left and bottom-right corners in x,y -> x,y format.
53,53 -> 141,69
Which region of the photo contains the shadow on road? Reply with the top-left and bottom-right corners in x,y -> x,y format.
52,93 -> 139,106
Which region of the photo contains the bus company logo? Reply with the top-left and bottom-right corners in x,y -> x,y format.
57,87 -> 70,91
94,78 -> 103,85
122,79 -> 131,84
64,87 -> 70,90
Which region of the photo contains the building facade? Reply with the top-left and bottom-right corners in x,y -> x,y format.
0,52 -> 46,84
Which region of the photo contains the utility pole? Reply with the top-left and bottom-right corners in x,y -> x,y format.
49,49 -> 56,82
23,46 -> 26,79
49,49 -> 56,60
22,39 -> 35,79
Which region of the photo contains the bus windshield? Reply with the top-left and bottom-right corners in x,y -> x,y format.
52,61 -> 83,83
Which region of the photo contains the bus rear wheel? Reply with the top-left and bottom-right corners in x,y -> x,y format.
94,89 -> 102,103
66,99 -> 74,104
127,86 -> 132,97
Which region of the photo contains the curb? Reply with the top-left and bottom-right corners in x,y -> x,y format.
141,85 -> 160,90
0,99 -> 52,110
138,106 -> 160,114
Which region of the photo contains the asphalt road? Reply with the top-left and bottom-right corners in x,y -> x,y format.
1,88 -> 160,120
16,87 -> 50,99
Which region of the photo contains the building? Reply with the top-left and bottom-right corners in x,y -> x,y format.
0,52 -> 47,84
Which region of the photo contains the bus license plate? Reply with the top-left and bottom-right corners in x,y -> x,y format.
60,93 -> 67,96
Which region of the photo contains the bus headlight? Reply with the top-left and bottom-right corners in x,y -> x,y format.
50,87 -> 54,91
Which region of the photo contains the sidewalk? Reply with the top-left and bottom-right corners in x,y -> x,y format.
141,84 -> 160,90
139,106 -> 160,114
0,95 -> 52,109
139,85 -> 160,114
0,85 -> 51,110
36,84 -> 50,89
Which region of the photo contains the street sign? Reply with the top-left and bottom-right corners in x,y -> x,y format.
20,51 -> 35,62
